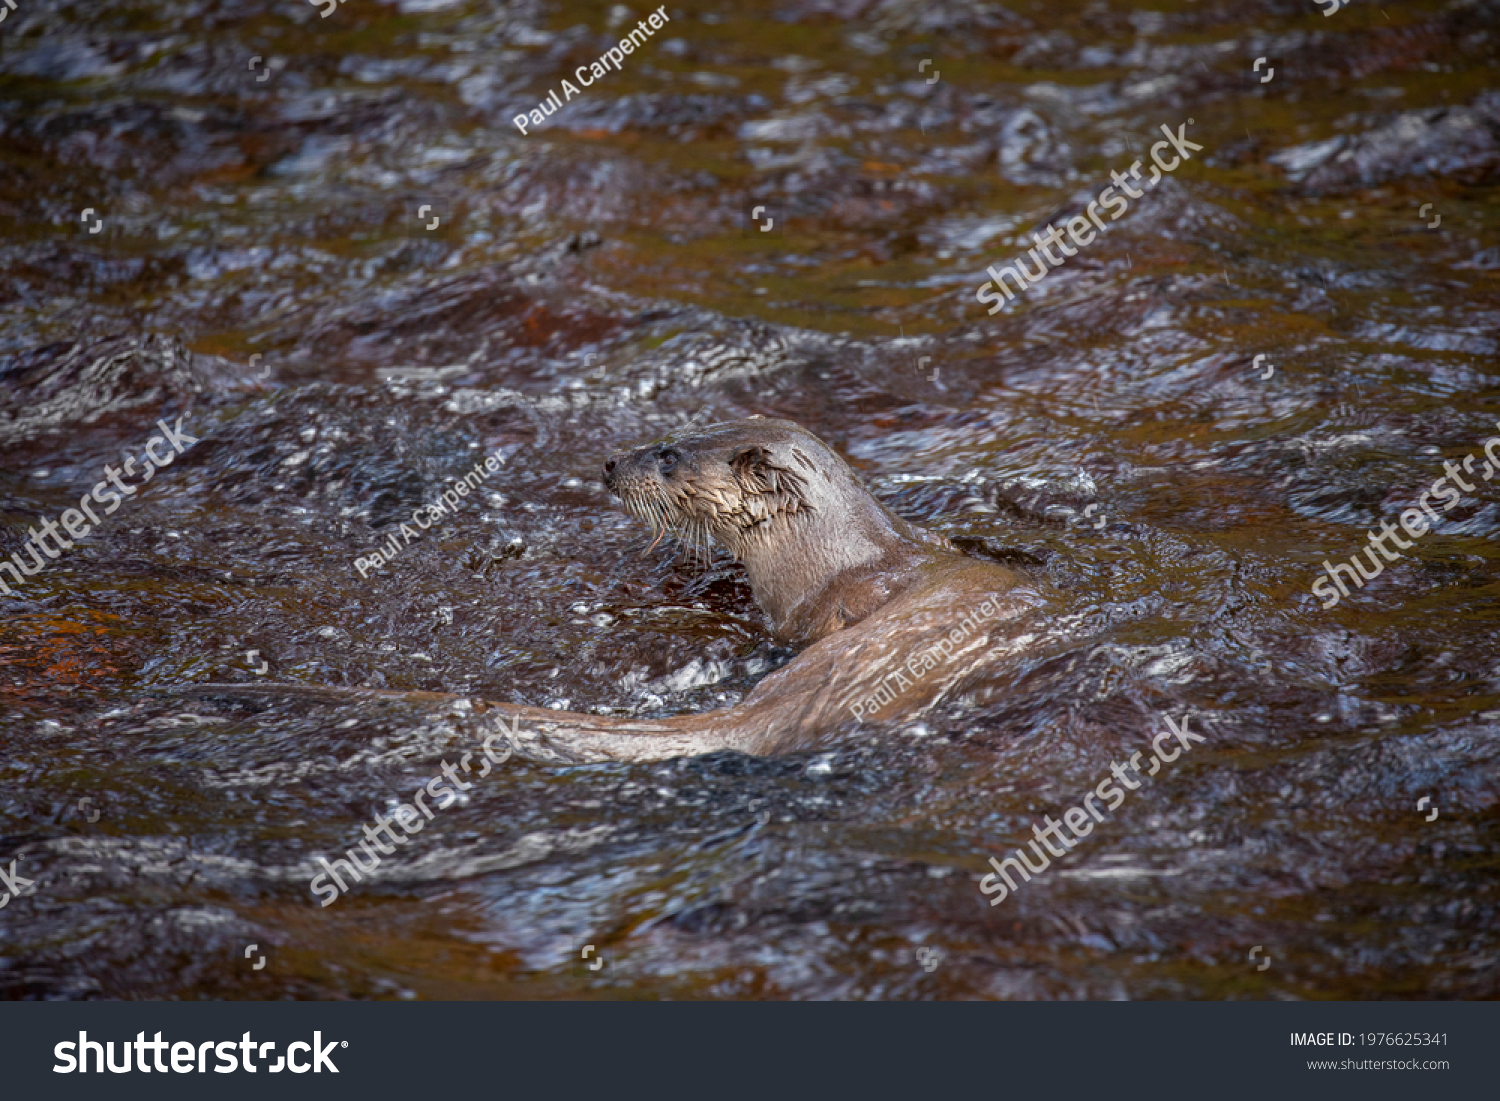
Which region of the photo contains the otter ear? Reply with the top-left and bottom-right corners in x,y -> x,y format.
731,445 -> 775,490
730,445 -> 771,473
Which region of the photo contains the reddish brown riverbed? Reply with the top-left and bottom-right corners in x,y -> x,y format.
1,0 -> 1497,999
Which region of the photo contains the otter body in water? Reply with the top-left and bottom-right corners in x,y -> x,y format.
187,418 -> 1043,762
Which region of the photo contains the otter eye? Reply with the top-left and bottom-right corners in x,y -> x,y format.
657,448 -> 679,474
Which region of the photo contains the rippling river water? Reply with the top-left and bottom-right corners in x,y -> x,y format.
1,0 -> 1497,1000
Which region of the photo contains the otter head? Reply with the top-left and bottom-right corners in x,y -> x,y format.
603,417 -> 934,640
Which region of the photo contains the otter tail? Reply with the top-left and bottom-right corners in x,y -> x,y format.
160,682 -> 768,764
165,682 -> 470,708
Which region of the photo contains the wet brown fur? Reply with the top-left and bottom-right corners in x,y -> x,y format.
181,418 -> 1044,763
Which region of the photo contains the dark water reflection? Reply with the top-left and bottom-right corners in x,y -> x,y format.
1,0 -> 1498,999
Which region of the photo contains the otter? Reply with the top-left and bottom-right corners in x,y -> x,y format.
182,418 -> 1044,762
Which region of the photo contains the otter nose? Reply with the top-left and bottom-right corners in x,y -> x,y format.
603,457 -> 617,476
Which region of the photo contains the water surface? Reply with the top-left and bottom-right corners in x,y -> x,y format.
1,0 -> 1498,999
